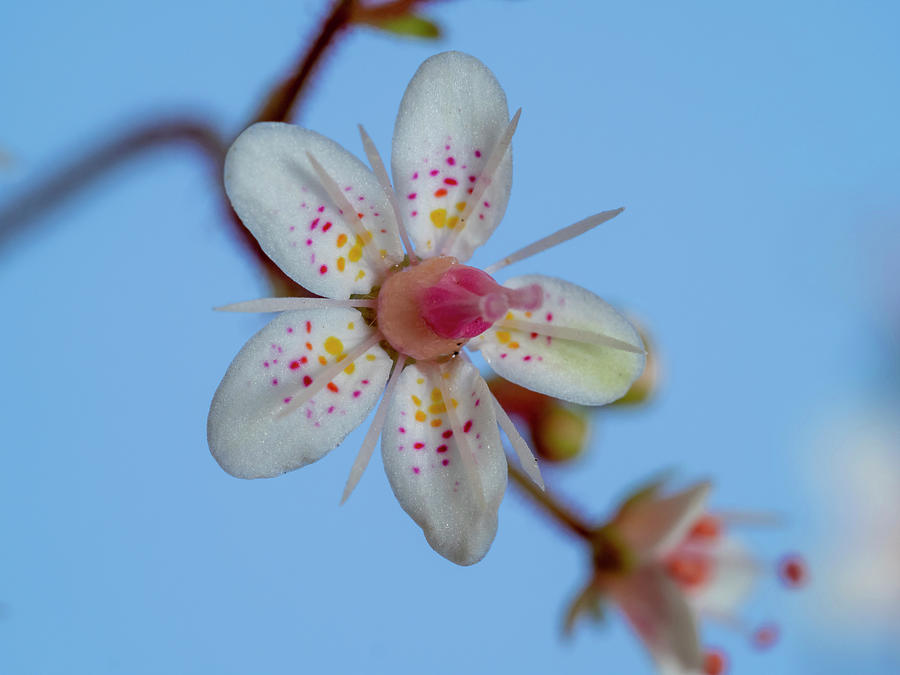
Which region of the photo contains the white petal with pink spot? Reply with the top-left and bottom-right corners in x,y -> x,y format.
381,359 -> 506,566
225,123 -> 404,299
208,308 -> 392,478
471,275 -> 646,406
391,51 -> 513,262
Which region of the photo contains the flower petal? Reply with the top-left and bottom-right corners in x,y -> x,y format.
470,275 -> 646,406
224,122 -> 404,299
381,359 -> 507,565
687,539 -> 758,617
610,567 -> 704,674
208,308 -> 392,478
391,51 -> 513,262
616,483 -> 713,559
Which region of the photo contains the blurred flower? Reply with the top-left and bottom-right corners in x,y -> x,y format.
566,480 -> 804,673
207,51 -> 645,565
809,405 -> 900,633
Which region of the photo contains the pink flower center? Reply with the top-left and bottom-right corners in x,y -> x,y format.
376,256 -> 542,361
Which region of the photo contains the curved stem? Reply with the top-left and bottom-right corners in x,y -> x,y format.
0,118 -> 227,250
250,0 -> 355,124
507,460 -> 594,541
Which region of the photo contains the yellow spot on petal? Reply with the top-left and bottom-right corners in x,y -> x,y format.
496,331 -> 511,344
455,201 -> 467,212
430,419 -> 442,427
430,388 -> 442,402
415,410 -> 427,422
411,395 -> 422,407
324,336 -> 344,355
363,231 -> 373,242
524,311 -> 532,318
430,208 -> 447,228
379,249 -> 386,259
356,270 -> 366,280
505,312 -> 514,320
441,371 -> 450,380
318,355 -> 328,366
337,257 -> 346,271
428,402 -> 447,414
347,322 -> 354,330
344,363 -> 355,375
450,399 -> 458,409
416,377 -> 424,384
447,216 -> 459,229
336,233 -> 348,248
348,246 -> 363,262
508,341 -> 520,350
365,353 -> 376,361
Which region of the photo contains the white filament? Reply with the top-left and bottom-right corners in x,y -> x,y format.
494,318 -> 645,355
490,391 -> 544,490
435,362 -> 486,512
340,355 -> 408,504
215,297 -> 376,313
276,331 -> 383,418
357,124 -> 418,263
484,208 -> 625,274
305,151 -> 388,272
438,108 -> 522,256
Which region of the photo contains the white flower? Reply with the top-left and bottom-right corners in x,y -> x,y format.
208,51 -> 645,565
602,483 -> 770,674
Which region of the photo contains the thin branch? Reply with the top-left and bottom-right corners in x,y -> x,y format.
250,0 -> 355,124
0,117 -> 227,250
507,460 -> 594,541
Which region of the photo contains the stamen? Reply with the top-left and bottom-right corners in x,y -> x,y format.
276,332 -> 382,418
435,362 -> 486,512
306,151 -> 387,272
438,108 -> 521,256
483,208 -> 625,274
215,297 -> 376,313
493,318 -> 646,355
340,355 -> 408,504
490,391 -> 544,490
357,124 -> 418,263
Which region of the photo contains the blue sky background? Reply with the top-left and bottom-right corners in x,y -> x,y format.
2,1 -> 899,673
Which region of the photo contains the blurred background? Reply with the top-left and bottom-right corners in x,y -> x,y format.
1,1 -> 898,673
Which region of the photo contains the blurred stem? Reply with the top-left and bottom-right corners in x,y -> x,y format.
507,461 -> 594,541
0,118 -> 227,249
251,0 -> 355,124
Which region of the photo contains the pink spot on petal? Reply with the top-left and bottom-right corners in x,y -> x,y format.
430,169 -> 439,176
399,427 -> 406,434
320,265 -> 328,274
463,420 -> 473,433
436,444 -> 448,453
412,172 -> 419,179
283,397 -> 292,404
303,375 -> 313,387
353,390 -> 361,398
442,430 -> 453,439
317,205 -> 325,212
474,399 -> 480,407
289,361 -> 300,370
442,459 -> 449,466
546,312 -> 553,321
413,467 -> 420,474
306,239 -> 313,246
474,149 -> 482,158
286,327 -> 293,333
271,378 -> 279,386
414,442 -> 425,450
322,222 -> 332,232
408,192 -> 417,199
446,157 -> 455,166
328,405 -> 335,413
